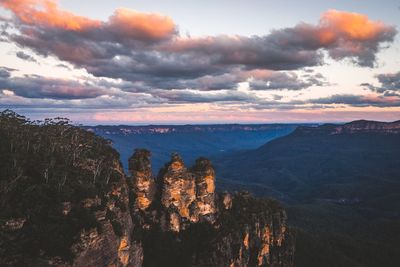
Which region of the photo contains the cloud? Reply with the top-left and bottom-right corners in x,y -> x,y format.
362,71 -> 400,96
248,71 -> 328,90
0,0 -> 398,119
0,0 -> 101,30
152,89 -> 259,103
0,0 -> 396,92
0,69 -> 107,99
0,87 -> 161,109
15,51 -> 37,63
55,63 -> 71,69
0,0 -> 176,41
376,72 -> 400,91
317,10 -> 396,66
309,94 -> 400,107
108,8 -> 176,42
0,67 -> 12,78
248,93 -> 400,110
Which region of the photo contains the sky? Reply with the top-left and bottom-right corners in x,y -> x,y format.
0,0 -> 399,124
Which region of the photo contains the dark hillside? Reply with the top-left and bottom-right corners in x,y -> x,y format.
214,120 -> 400,267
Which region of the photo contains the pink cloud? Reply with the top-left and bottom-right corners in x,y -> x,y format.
1,0 -> 101,30
109,8 -> 176,41
0,0 -> 176,41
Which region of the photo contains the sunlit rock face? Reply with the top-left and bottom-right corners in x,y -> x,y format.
160,153 -> 196,231
126,151 -> 294,266
156,154 -> 218,231
192,157 -> 216,222
128,149 -> 155,211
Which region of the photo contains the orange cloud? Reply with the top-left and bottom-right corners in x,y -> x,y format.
109,8 -> 176,41
0,0 -> 176,40
320,9 -> 390,41
0,0 -> 101,30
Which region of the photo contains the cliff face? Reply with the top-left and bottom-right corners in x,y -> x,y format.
156,153 -> 217,232
0,111 -> 144,267
128,149 -> 155,211
0,111 -> 294,267
204,193 -> 294,267
294,120 -> 400,136
160,153 -> 198,231
129,149 -> 294,267
69,161 -> 143,267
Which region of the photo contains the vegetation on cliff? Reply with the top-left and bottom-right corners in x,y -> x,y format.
0,110 -> 128,264
0,110 -> 294,267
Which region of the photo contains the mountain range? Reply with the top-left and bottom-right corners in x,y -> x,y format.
214,120 -> 400,267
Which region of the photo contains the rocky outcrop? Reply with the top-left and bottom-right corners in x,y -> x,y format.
156,153 -> 217,232
192,157 -> 216,223
68,160 -> 143,267
159,153 -> 197,231
128,151 -> 295,267
128,149 -> 155,211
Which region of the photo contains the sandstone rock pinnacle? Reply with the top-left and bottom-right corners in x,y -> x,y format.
128,149 -> 155,210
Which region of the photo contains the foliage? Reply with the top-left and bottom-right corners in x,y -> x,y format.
0,109 -> 123,263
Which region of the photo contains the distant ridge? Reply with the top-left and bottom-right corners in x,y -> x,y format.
214,118 -> 400,266
294,120 -> 400,135
84,123 -> 308,135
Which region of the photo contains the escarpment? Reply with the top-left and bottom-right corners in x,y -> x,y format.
0,111 -> 294,267
0,111 -> 143,267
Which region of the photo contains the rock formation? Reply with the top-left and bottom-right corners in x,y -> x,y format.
58,160 -> 143,267
128,149 -> 155,211
192,157 -> 216,222
128,151 -> 295,267
0,111 -> 294,267
159,152 -> 197,231
154,153 -> 217,232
